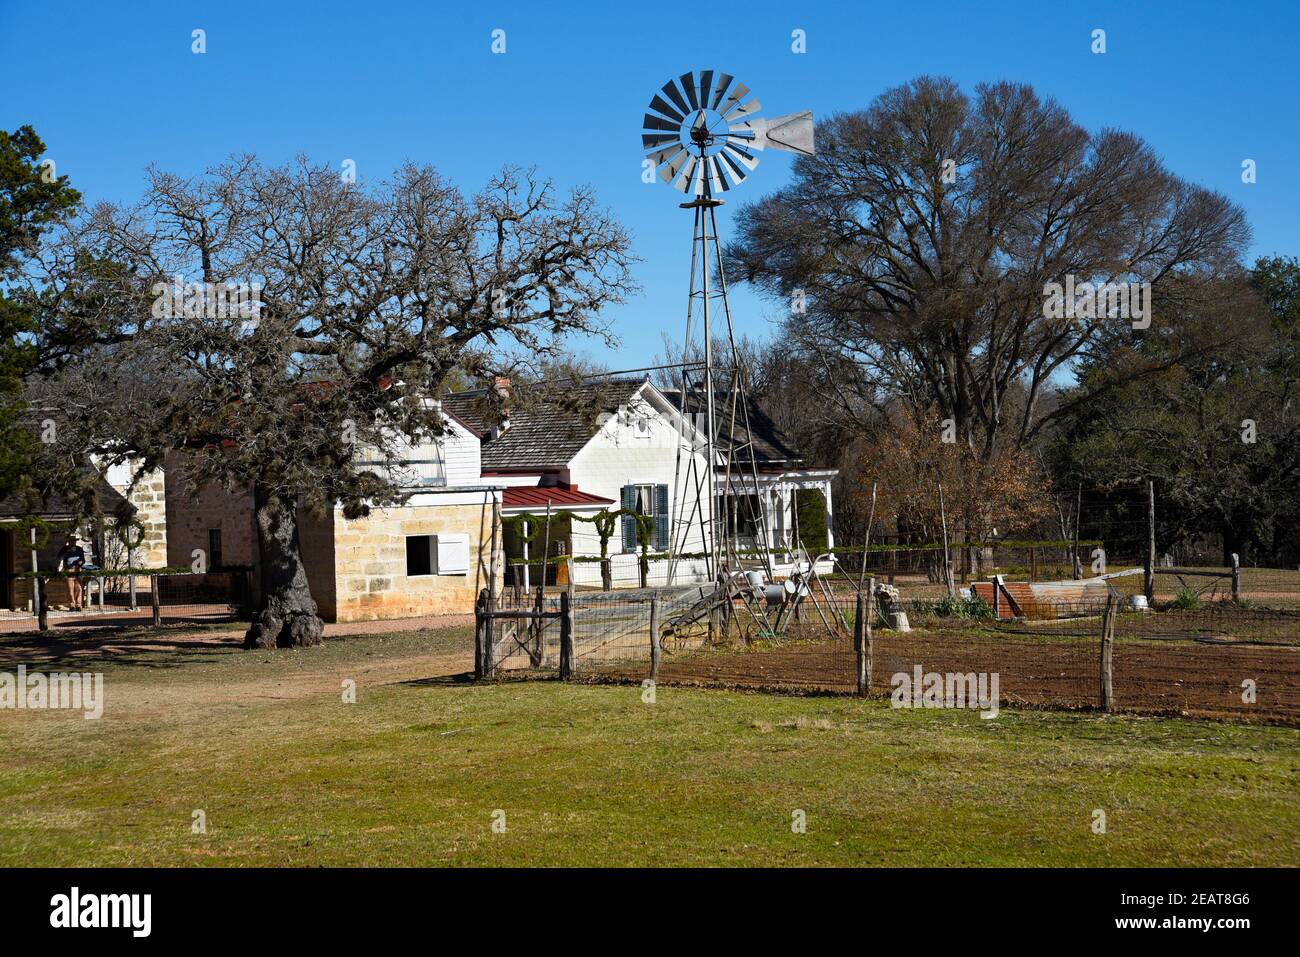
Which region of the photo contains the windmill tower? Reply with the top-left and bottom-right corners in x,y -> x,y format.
640,71 -> 814,585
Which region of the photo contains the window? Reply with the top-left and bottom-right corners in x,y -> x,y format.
621,484 -> 669,552
355,435 -> 447,488
406,533 -> 470,577
207,529 -> 223,569
406,535 -> 434,577
632,484 -> 655,516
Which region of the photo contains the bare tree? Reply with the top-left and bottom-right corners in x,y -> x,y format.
24,157 -> 634,647
725,76 -> 1251,462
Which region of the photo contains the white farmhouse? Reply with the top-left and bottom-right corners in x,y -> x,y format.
443,377 -> 838,588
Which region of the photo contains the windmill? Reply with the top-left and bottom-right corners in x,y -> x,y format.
641,71 -> 814,595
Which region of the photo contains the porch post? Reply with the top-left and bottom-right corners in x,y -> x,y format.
765,487 -> 779,557
521,519 -> 530,592
823,479 -> 835,551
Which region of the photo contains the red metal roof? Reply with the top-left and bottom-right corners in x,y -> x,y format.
501,486 -> 613,510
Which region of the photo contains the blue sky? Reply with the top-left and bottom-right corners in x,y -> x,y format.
3,0 -> 1297,369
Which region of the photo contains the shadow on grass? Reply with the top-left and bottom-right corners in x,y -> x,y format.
0,626 -> 244,671
400,672 -> 481,688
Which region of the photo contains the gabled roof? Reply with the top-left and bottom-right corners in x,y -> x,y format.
0,480 -> 132,523
442,379 -> 649,470
444,376 -> 824,473
658,388 -> 806,467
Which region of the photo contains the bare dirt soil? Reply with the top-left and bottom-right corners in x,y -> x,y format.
609,629 -> 1300,722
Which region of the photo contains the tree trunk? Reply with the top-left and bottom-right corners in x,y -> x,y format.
243,485 -> 324,649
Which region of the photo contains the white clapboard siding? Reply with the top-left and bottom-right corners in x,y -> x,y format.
566,392 -> 712,557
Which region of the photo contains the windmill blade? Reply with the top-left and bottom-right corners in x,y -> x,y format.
648,94 -> 684,124
727,119 -> 765,149
717,148 -> 752,185
725,132 -> 759,150
706,155 -> 727,193
671,155 -> 698,193
717,81 -> 749,117
722,142 -> 760,171
642,132 -> 680,150
688,159 -> 706,195
710,73 -> 735,110
698,70 -> 714,112
661,79 -> 691,116
647,145 -> 687,177
762,110 -> 815,155
643,113 -> 681,134
679,72 -> 700,111
723,96 -> 762,121
658,148 -> 692,185
646,143 -> 685,166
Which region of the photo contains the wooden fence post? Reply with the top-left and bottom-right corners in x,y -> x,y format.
528,584 -> 544,667
36,576 -> 49,632
855,580 -> 874,697
854,590 -> 866,695
1231,553 -> 1240,602
559,589 -> 574,680
649,595 -> 661,682
150,574 -> 162,627
865,576 -> 874,693
1100,594 -> 1116,711
474,587 -> 490,679
128,546 -> 137,611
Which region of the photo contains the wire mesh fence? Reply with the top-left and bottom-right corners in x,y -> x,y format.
1104,564 -> 1300,609
482,583 -> 1300,723
482,585 -> 708,676
0,569 -> 252,634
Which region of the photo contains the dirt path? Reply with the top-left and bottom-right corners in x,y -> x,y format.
0,614 -> 478,718
0,613 -> 475,663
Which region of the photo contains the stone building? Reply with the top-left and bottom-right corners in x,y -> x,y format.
163,408 -> 504,622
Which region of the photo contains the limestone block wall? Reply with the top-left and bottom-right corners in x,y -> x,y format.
124,469 -> 169,568
99,461 -> 168,568
332,501 -> 496,622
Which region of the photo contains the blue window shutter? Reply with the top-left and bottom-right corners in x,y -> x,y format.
621,485 -> 637,552
655,484 -> 669,550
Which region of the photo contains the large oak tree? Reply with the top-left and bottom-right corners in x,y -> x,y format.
22,157 -> 634,647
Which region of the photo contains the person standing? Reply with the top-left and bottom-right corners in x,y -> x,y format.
56,535 -> 86,611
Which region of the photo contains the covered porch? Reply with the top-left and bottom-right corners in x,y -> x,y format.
716,468 -> 837,566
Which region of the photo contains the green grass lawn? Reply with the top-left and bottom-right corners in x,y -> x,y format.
1,626 -> 1297,866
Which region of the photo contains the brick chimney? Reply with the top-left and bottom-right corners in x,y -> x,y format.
491,375 -> 511,436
